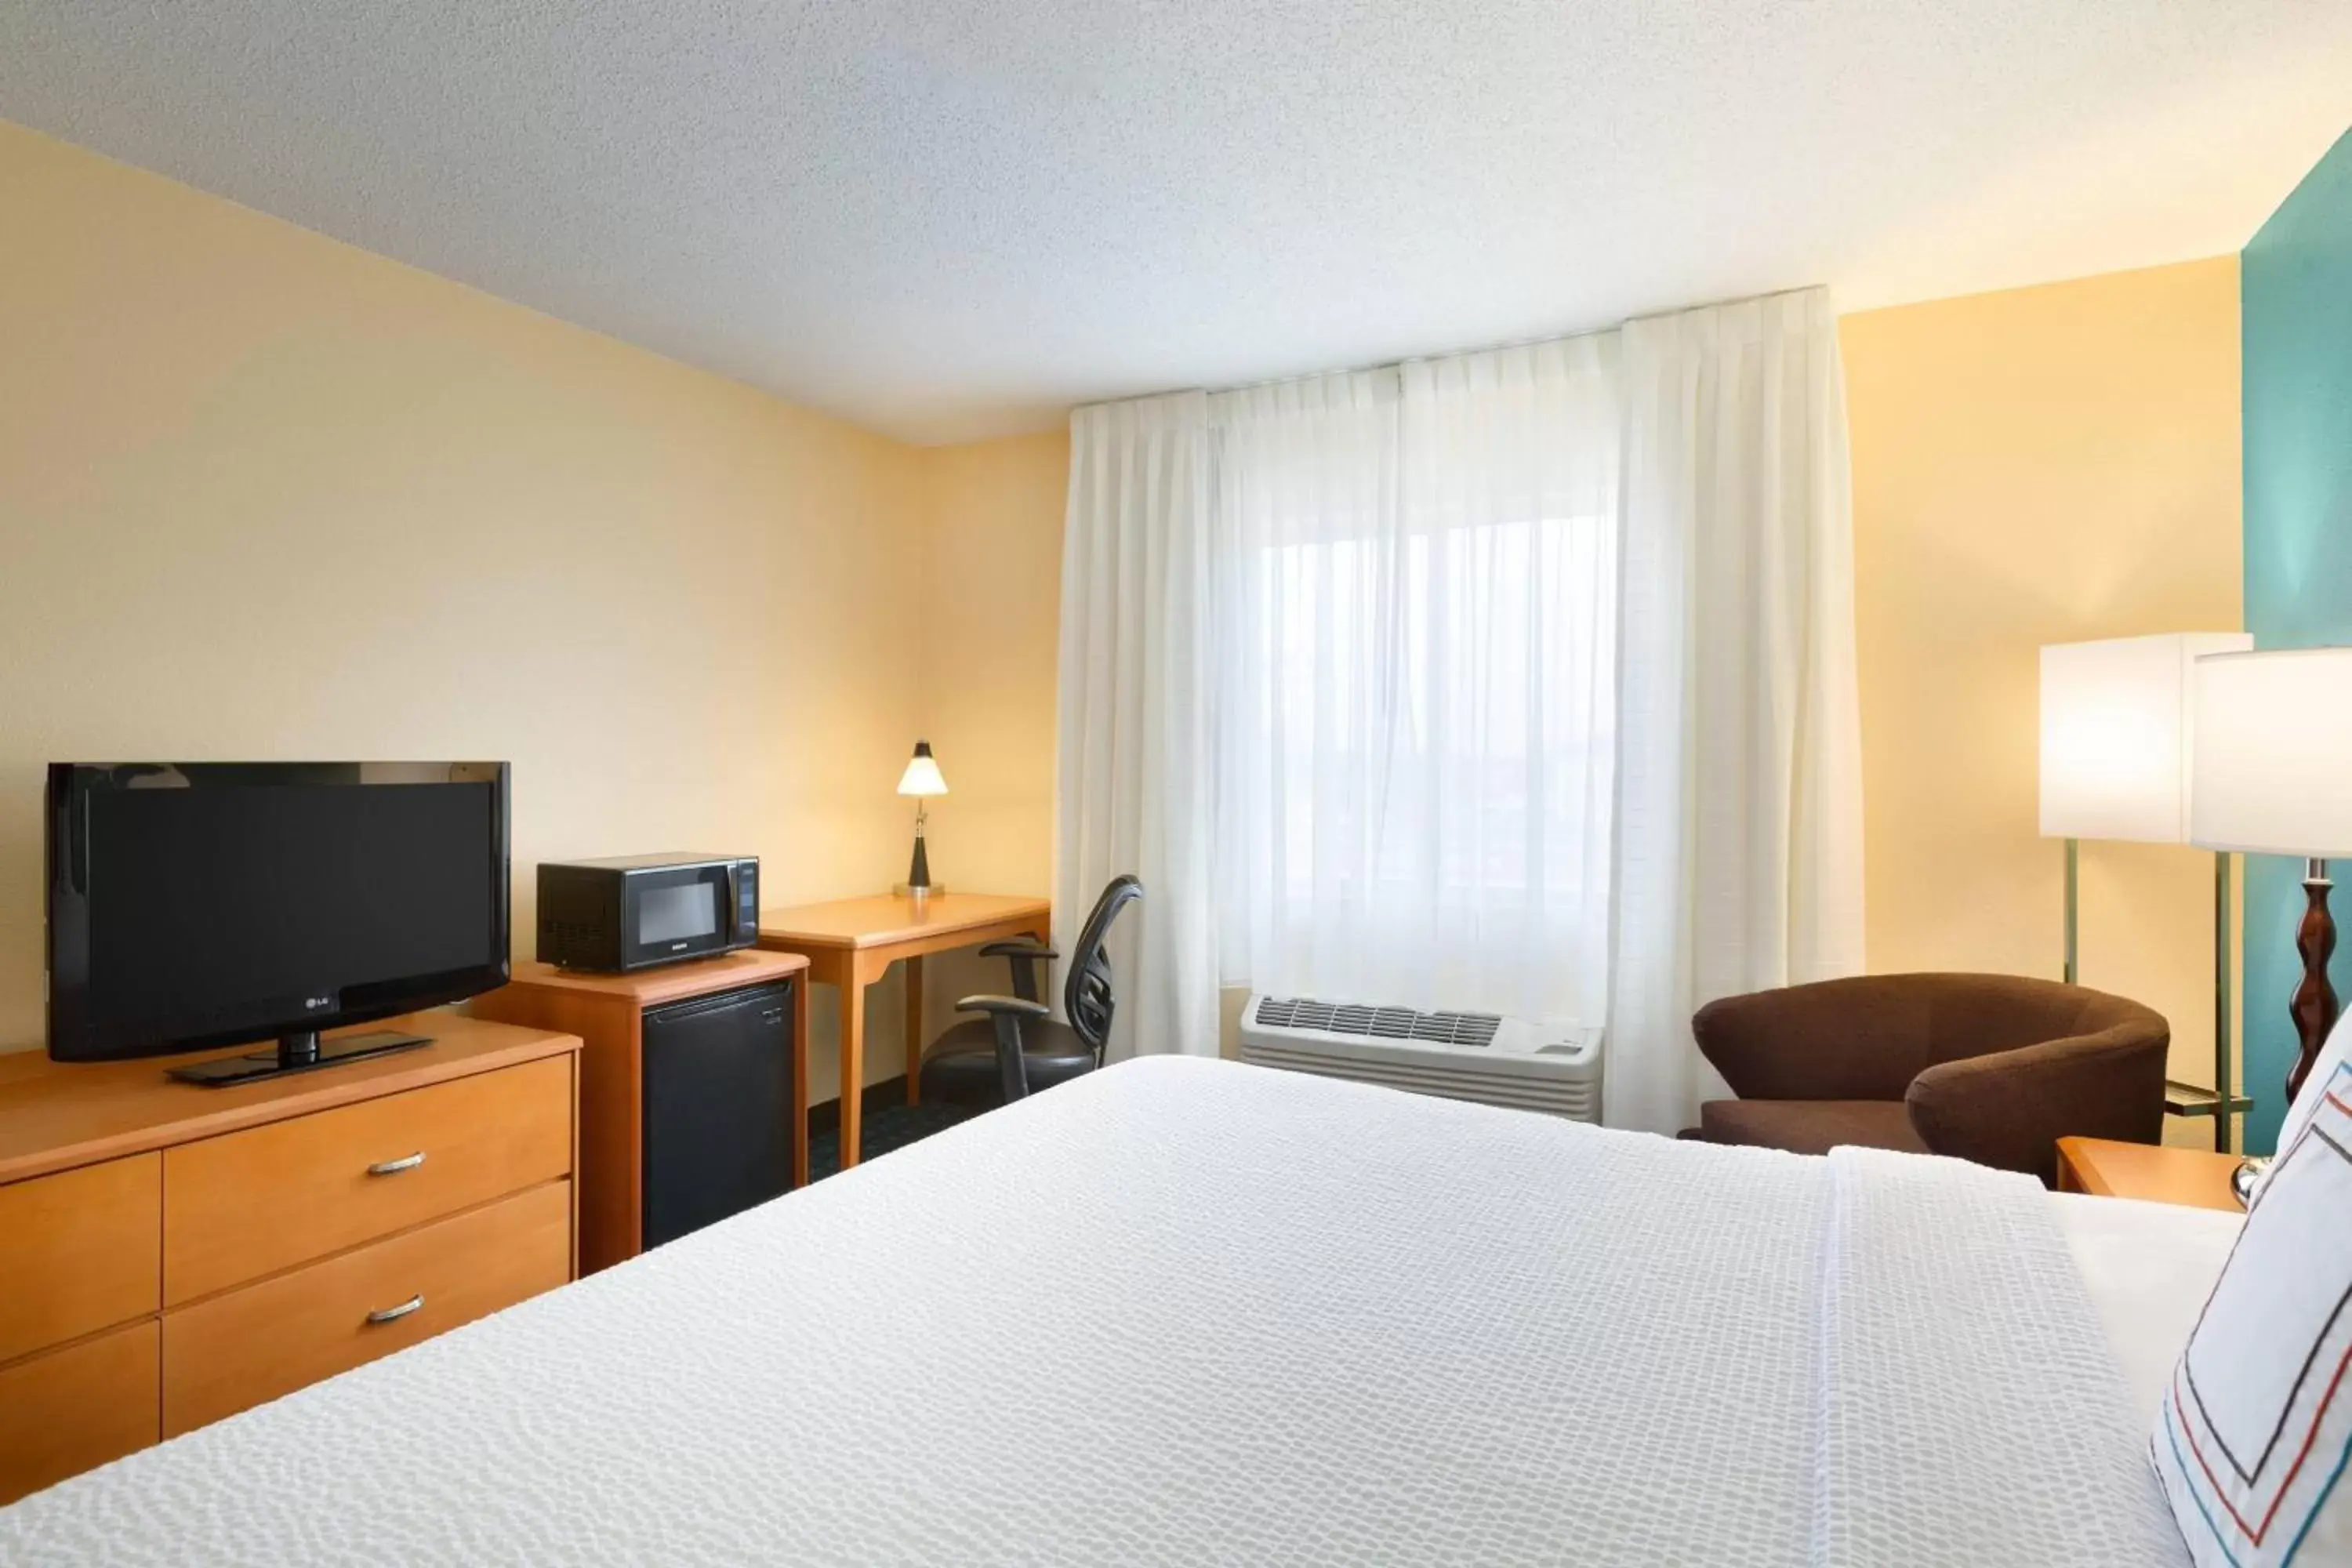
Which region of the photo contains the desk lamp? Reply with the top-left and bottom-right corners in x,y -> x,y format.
896,741 -> 948,898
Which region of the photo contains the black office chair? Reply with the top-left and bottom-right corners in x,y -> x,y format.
918,875 -> 1143,1106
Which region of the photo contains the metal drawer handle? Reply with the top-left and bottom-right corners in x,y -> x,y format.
366,1151 -> 426,1176
365,1294 -> 424,1326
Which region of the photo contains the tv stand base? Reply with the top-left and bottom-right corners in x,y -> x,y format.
169,1029 -> 431,1087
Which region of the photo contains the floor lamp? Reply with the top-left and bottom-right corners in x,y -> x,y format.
2040,633 -> 2252,1152
2190,647 -> 2352,1186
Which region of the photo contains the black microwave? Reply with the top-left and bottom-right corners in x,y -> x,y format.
536,854 -> 758,972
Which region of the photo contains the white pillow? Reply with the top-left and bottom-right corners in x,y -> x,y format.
2153,1058 -> 2352,1565
2258,1011 -> 2352,1200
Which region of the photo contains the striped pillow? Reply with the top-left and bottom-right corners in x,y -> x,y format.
2154,1060 -> 2352,1566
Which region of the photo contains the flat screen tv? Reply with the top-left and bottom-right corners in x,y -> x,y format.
46,761 -> 510,1085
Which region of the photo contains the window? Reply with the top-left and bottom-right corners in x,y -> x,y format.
1208,345 -> 1618,1022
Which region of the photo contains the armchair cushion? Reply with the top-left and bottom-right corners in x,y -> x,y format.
1697,1099 -> 1926,1158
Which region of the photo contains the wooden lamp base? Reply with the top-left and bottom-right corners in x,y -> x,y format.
2287,858 -> 2339,1103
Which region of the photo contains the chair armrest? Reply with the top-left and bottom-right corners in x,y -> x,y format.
978,941 -> 1058,961
978,941 -> 1057,1004
1905,1024 -> 2169,1185
956,994 -> 1050,1018
955,995 -> 1047,1101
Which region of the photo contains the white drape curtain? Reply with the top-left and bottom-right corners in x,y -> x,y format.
1053,392 -> 1222,1062
1055,287 -> 1862,1101
1606,289 -> 1866,1134
1210,339 -> 1620,1021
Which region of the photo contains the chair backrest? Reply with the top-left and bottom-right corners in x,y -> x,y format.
1064,875 -> 1143,1060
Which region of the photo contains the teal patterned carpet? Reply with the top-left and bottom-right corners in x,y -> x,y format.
806,1102 -> 975,1182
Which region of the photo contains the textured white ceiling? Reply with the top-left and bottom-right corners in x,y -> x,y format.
3,2 -> 2349,444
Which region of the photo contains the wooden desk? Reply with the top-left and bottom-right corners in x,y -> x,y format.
2055,1136 -> 2247,1213
757,893 -> 1051,1169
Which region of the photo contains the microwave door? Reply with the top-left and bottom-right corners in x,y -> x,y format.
633,871 -> 726,963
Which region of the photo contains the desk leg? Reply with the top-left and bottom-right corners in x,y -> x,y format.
790,970 -> 811,1190
905,954 -> 924,1107
839,951 -> 877,1170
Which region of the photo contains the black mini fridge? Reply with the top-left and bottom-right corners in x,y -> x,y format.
640,979 -> 796,1250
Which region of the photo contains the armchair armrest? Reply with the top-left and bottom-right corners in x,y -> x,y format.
955,994 -> 1051,1019
1904,1023 -> 2169,1185
955,994 -> 1050,1102
978,939 -> 1058,1004
978,941 -> 1058,960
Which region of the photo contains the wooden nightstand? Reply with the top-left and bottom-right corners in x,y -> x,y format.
2054,1136 -> 2246,1213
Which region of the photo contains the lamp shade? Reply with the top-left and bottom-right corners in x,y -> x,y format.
2190,648 -> 2352,857
896,741 -> 948,798
2039,632 -> 2252,843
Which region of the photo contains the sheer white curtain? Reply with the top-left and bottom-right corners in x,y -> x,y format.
1053,392 -> 1222,1061
1606,288 -> 1866,1134
1210,338 -> 1620,1020
1055,289 -> 1862,1091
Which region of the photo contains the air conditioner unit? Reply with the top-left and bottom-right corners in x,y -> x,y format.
1237,994 -> 1602,1122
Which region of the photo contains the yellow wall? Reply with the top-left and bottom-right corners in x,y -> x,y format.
0,122 -> 924,1102
1840,256 -> 2245,1142
913,431 -> 1067,897
905,430 -> 1068,1035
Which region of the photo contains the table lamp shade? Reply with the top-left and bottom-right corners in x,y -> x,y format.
897,742 -> 948,798
2190,648 -> 2352,857
2040,633 -> 2252,844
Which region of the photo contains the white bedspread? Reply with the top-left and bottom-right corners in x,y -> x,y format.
0,1057 -> 2183,1566
2052,1190 -> 2241,1421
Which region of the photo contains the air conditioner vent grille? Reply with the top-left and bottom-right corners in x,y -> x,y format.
1254,996 -> 1502,1047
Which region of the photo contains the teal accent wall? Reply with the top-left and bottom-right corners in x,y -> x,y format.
2241,125 -> 2352,1152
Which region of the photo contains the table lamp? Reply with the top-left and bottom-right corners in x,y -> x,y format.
2039,633 -> 2252,1149
2191,648 -> 2352,1113
895,741 -> 948,898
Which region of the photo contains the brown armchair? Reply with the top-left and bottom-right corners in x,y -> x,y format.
1689,973 -> 2170,1185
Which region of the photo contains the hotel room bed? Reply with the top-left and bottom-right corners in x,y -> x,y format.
0,1056 -> 2226,1566
2050,1186 -> 2239,1422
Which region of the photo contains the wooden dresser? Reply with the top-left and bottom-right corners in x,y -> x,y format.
0,1013 -> 582,1504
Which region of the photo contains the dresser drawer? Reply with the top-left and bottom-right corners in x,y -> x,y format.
162,1178 -> 572,1436
164,1055 -> 573,1305
0,1155 -> 161,1363
0,1320 -> 161,1504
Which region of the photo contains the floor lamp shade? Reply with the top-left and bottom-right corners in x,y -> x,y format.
2192,646 -> 2352,1107
2041,633 -> 2252,1151
2189,648 -> 2352,858
2039,633 -> 2252,843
